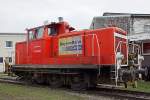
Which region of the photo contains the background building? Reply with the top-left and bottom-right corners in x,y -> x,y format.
90,12 -> 150,35
90,12 -> 150,67
0,33 -> 26,72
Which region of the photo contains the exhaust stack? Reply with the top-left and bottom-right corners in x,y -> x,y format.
58,17 -> 63,22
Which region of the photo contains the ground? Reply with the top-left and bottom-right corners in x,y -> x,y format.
0,74 -> 87,100
0,83 -> 115,100
0,83 -> 86,100
124,80 -> 150,93
0,73 -> 150,100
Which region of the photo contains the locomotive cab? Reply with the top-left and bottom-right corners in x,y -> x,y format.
27,21 -> 74,40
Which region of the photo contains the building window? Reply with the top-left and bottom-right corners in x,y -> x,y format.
5,57 -> 12,63
6,41 -> 13,48
144,25 -> 150,33
142,42 -> 150,55
0,57 -> 3,63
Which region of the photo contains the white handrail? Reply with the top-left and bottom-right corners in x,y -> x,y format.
115,40 -> 128,86
115,41 -> 141,86
79,33 -> 101,75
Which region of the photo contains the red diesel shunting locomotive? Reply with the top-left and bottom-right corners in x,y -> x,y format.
12,18 -> 144,89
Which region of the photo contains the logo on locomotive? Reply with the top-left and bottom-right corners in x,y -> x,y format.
59,35 -> 82,55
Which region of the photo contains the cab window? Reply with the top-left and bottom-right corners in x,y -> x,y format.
28,27 -> 44,40
48,27 -> 57,36
36,27 -> 44,39
29,31 -> 35,40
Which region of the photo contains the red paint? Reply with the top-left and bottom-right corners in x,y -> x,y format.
15,21 -> 127,66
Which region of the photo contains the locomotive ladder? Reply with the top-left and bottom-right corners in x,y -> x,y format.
111,41 -> 129,86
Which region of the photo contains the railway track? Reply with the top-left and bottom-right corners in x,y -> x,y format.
91,88 -> 150,100
0,77 -> 25,85
0,77 -> 150,100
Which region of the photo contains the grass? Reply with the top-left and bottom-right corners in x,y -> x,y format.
122,80 -> 150,93
0,83 -> 86,100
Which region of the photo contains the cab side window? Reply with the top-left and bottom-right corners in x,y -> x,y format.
28,27 -> 44,40
29,31 -> 34,40
48,27 -> 57,36
37,27 -> 44,39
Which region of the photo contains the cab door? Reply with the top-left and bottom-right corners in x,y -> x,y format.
47,25 -> 58,57
27,27 -> 44,64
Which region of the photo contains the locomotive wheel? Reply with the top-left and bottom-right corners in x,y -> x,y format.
71,76 -> 87,91
50,81 -> 63,88
48,75 -> 63,88
34,78 -> 45,84
71,82 -> 87,91
32,73 -> 45,84
21,73 -> 33,84
145,66 -> 150,81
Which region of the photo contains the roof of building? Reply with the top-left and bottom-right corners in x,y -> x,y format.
0,33 -> 26,35
103,12 -> 150,17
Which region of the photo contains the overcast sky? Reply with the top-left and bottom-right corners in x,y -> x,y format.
0,0 -> 150,33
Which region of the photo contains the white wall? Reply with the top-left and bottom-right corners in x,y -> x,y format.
0,34 -> 26,72
133,18 -> 150,34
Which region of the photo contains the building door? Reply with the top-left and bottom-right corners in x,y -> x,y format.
0,57 -> 4,72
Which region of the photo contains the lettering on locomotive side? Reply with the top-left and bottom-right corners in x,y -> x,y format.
59,35 -> 82,55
